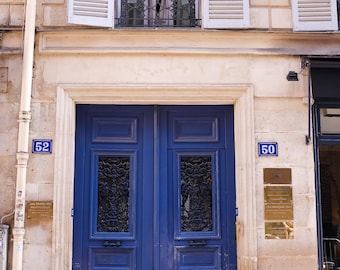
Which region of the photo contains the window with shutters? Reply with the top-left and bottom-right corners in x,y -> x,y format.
68,0 -> 249,28
291,0 -> 339,31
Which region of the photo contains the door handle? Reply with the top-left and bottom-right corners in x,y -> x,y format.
103,240 -> 121,247
188,240 -> 206,247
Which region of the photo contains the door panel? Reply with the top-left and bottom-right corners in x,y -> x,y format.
73,106 -> 154,269
89,152 -> 137,269
159,106 -> 235,270
73,105 -> 235,270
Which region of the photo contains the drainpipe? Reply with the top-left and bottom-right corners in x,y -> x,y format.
12,0 -> 36,268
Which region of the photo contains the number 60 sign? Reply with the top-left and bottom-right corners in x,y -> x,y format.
32,139 -> 52,153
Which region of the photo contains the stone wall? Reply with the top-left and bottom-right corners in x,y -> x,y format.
0,0 -> 325,269
0,0 -> 293,29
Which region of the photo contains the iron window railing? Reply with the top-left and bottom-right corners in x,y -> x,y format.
115,0 -> 200,27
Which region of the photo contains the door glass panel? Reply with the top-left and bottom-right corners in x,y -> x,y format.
319,145 -> 340,268
97,156 -> 130,232
320,108 -> 340,134
180,156 -> 213,232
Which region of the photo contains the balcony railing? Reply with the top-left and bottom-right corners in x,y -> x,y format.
116,0 -> 200,27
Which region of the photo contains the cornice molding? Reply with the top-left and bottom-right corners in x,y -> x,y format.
38,30 -> 340,56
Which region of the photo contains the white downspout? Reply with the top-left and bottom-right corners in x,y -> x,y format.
12,0 -> 36,268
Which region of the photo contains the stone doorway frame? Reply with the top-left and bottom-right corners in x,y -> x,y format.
52,83 -> 257,270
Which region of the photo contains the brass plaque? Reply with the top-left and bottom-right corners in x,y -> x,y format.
265,222 -> 294,239
264,186 -> 292,203
264,203 -> 293,220
26,201 -> 53,219
264,168 -> 291,184
0,82 -> 7,93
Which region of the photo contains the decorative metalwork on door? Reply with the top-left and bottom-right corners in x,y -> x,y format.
73,105 -> 236,270
180,155 -> 213,232
97,156 -> 130,233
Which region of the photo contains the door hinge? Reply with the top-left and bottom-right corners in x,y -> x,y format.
235,207 -> 238,217
71,208 -> 74,217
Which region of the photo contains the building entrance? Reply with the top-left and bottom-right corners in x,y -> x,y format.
319,145 -> 340,269
311,59 -> 340,269
72,105 -> 237,269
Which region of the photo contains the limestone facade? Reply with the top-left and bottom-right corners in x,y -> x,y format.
0,0 -> 337,269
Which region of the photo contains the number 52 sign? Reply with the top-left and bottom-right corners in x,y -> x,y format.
258,142 -> 278,156
32,139 -> 52,154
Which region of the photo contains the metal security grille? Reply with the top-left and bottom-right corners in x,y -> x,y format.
116,0 -> 200,27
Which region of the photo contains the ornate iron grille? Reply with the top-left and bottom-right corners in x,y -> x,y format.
97,156 -> 130,232
180,156 -> 213,232
117,0 -> 199,27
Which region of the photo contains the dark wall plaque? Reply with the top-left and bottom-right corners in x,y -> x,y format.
26,201 -> 53,219
264,168 -> 291,184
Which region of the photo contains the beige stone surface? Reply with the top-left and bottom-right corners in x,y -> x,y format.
0,155 -> 16,211
254,99 -> 307,132
1,0 -> 336,268
257,228 -> 317,257
251,0 -> 270,6
0,102 -> 19,133
43,0 -> 65,4
250,7 -> 270,29
9,4 -> 24,26
27,155 -> 55,184
258,255 -> 318,270
20,36 -> 318,268
271,8 -> 292,29
270,0 -> 290,6
0,5 -> 10,25
23,242 -> 52,270
251,0 -> 289,7
30,102 -> 56,135
42,5 -> 67,26
26,183 -> 39,201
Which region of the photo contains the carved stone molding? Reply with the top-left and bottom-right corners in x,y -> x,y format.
39,30 -> 340,56
52,83 -> 256,270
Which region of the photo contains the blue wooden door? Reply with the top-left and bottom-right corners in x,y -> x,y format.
73,105 -> 236,270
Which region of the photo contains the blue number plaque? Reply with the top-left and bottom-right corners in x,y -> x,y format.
32,139 -> 53,153
258,142 -> 278,156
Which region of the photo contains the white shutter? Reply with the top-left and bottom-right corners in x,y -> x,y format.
68,0 -> 114,27
203,0 -> 249,29
292,0 -> 338,31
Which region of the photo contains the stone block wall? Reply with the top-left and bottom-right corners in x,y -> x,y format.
0,0 -> 294,29
0,0 -> 324,269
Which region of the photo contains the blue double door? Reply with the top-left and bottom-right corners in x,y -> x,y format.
73,105 -> 236,270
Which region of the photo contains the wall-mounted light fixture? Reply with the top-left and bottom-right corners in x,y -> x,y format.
286,71 -> 299,81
